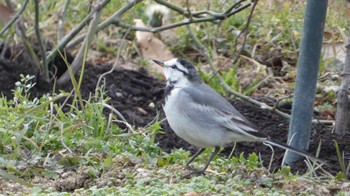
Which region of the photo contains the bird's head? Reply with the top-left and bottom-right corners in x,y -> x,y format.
153,58 -> 202,86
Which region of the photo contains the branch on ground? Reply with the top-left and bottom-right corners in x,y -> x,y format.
57,1 -> 104,85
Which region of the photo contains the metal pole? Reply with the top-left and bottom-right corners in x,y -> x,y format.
284,0 -> 328,165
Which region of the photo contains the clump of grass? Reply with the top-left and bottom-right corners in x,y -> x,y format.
0,74 -> 163,183
333,140 -> 350,180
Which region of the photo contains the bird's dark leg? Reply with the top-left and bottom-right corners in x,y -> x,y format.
183,147 -> 221,178
186,148 -> 205,170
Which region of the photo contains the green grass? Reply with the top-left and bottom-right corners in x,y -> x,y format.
1,74 -> 348,195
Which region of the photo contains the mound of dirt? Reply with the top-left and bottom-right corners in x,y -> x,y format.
0,49 -> 349,186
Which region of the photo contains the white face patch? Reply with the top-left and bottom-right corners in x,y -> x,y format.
162,58 -> 189,85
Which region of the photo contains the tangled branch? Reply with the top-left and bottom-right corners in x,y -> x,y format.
66,0 -> 251,48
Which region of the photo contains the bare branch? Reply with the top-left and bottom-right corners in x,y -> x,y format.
187,0 -> 333,125
224,0 -> 246,14
66,0 -> 143,49
57,1 -> 104,85
46,0 -> 110,65
66,1 -> 250,49
4,0 -> 42,71
155,0 -> 246,18
111,2 -> 250,33
154,0 -> 187,16
98,0 -> 143,30
185,0 -> 192,21
335,36 -> 350,134
211,0 -> 256,78
34,0 -> 49,81
58,0 -> 71,41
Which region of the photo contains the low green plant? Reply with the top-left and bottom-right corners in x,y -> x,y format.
0,74 -> 170,188
334,140 -> 350,180
231,152 -> 261,170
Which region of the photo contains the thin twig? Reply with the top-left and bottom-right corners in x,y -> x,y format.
93,27 -> 133,133
58,0 -> 71,41
231,1 -> 255,65
109,3 -> 249,33
95,28 -> 131,98
46,0 -> 110,65
263,143 -> 275,172
97,0 -> 143,30
185,0 -> 193,21
66,0 -> 143,49
0,0 -> 29,36
114,2 -> 250,33
224,0 -> 245,14
4,0 -> 41,69
103,103 -> 134,133
187,0 -> 333,126
208,0 -> 256,81
57,0 -> 104,85
0,36 -> 12,58
155,0 -> 246,18
273,94 -> 293,110
154,0 -> 187,16
34,0 -> 48,81
66,1 -> 250,49
212,0 -> 256,78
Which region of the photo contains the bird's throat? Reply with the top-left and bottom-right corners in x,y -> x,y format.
164,81 -> 176,97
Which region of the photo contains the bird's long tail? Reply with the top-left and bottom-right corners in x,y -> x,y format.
264,139 -> 327,166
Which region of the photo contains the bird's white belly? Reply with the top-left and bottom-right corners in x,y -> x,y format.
164,89 -> 235,148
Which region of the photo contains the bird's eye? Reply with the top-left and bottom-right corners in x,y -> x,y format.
170,64 -> 177,69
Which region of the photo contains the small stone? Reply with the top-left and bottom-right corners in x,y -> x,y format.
148,102 -> 155,108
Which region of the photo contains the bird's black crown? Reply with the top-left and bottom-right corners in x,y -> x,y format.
176,59 -> 202,83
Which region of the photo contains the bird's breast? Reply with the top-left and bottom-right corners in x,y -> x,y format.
163,88 -> 214,148
164,87 -> 180,109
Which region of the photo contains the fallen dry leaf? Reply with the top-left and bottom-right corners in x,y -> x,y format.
134,19 -> 174,76
184,191 -> 200,196
0,3 -> 11,26
322,41 -> 346,62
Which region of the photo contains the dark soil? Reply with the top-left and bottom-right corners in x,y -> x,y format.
0,47 -> 349,179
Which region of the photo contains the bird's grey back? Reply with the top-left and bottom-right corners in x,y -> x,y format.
182,83 -> 257,128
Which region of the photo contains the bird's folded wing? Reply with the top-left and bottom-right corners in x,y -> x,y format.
180,97 -> 267,140
213,109 -> 268,139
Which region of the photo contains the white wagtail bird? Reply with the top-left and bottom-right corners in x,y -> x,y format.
153,58 -> 324,177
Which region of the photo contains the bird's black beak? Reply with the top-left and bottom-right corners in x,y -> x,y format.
152,59 -> 164,66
